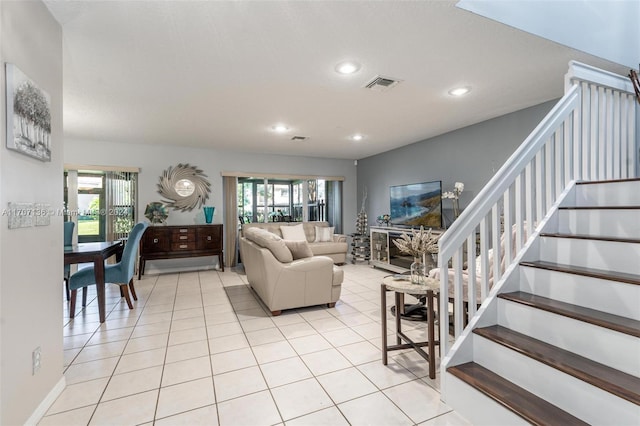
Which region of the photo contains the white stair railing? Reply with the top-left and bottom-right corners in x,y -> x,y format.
437,61 -> 637,377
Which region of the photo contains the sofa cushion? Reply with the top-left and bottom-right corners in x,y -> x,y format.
284,240 -> 314,260
244,228 -> 293,263
280,224 -> 306,241
309,241 -> 348,257
314,226 -> 334,242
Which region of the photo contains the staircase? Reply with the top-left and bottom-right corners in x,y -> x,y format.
445,179 -> 640,424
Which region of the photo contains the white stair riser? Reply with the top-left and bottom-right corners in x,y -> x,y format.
473,335 -> 640,425
444,373 -> 530,426
576,181 -> 640,206
520,266 -> 640,320
537,237 -> 640,275
498,299 -> 639,377
557,209 -> 640,238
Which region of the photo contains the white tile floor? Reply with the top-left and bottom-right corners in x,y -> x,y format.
42,263 -> 471,425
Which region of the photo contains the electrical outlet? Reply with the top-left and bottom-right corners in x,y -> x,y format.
32,347 -> 41,375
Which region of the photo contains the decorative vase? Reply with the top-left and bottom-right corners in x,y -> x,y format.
203,206 -> 215,224
410,257 -> 426,285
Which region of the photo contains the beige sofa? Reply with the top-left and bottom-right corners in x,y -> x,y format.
241,221 -> 348,264
239,227 -> 344,315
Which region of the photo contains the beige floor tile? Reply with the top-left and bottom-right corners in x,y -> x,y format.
74,340 -> 127,364
168,326 -> 208,346
383,379 -> 452,424
278,322 -> 317,339
205,311 -> 239,326
213,365 -> 267,402
162,356 -> 212,387
239,316 -> 276,332
39,405 -> 95,426
171,316 -> 206,332
206,321 -> 243,339
245,327 -> 285,346
217,390 -> 281,426
165,340 -> 209,364
418,410 -> 472,425
338,392 -> 413,426
336,340 -> 380,365
288,334 -> 332,355
285,406 -> 349,426
64,357 -> 119,385
154,404 -> 218,426
137,311 -> 173,326
270,312 -> 305,327
357,359 -> 415,390
260,357 -> 313,388
130,321 -> 171,339
89,389 -> 158,426
316,367 -> 378,404
102,365 -> 163,401
47,378 -> 108,415
63,333 -> 93,350
172,307 -> 205,320
210,347 -> 257,375
86,327 -> 133,346
300,348 -> 352,376
270,378 -> 333,421
309,316 -> 348,333
251,340 -> 297,364
320,327 -> 365,347
123,333 -> 169,355
156,377 -> 216,420
64,348 -> 82,367
208,333 -> 249,354
114,347 -> 166,375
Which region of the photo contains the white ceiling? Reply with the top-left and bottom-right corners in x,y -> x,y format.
44,0 -> 627,160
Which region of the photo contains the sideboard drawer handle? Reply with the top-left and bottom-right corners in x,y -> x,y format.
179,229 -> 188,233
207,236 -> 212,241
180,236 -> 188,240
153,238 -> 159,243
179,244 -> 188,249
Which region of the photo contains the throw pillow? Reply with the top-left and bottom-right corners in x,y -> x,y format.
244,228 -> 293,263
280,224 -> 306,241
314,226 -> 334,242
284,240 -> 314,260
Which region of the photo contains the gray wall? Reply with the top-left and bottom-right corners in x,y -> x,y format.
356,100 -> 556,228
0,2 -> 64,424
64,139 -> 357,273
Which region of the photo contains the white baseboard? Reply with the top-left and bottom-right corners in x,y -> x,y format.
24,376 -> 66,426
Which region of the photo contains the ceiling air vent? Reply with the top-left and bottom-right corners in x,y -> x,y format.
364,76 -> 401,92
291,136 -> 309,141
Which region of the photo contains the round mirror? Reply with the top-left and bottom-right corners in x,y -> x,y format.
158,164 -> 211,211
174,179 -> 195,197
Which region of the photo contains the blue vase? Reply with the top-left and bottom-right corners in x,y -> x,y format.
203,206 -> 215,224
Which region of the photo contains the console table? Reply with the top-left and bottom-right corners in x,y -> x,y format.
138,224 -> 224,279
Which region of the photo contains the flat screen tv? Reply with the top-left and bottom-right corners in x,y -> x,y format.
390,180 -> 442,228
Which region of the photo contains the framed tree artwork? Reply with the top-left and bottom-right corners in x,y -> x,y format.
5,63 -> 52,162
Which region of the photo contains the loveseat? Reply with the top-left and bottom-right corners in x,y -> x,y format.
241,221 -> 348,264
239,226 -> 343,315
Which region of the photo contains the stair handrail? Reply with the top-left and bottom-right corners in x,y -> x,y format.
437,61 -> 638,365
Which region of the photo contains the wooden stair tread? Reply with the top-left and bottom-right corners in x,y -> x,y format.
498,291 -> 640,338
539,232 -> 640,244
520,260 -> 640,286
448,362 -> 588,426
474,325 -> 640,405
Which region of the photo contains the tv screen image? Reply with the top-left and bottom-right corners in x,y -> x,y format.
390,181 -> 442,228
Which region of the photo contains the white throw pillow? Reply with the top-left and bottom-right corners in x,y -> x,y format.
280,224 -> 306,241
314,226 -> 334,242
284,240 -> 314,260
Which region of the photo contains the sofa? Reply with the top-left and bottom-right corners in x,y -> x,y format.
239,226 -> 344,315
241,221 -> 348,264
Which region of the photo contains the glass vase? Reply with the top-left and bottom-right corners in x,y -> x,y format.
410,257 -> 425,285
203,206 -> 215,224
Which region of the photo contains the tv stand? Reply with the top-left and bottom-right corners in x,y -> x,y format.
370,226 -> 441,273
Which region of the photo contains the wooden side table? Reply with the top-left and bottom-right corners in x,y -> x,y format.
381,275 -> 440,379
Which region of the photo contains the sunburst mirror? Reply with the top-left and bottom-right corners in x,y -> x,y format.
157,163 -> 211,211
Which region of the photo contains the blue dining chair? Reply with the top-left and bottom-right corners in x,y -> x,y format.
68,222 -> 149,318
63,221 -> 75,301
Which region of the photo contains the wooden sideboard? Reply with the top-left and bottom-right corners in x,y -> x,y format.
138,224 -> 224,279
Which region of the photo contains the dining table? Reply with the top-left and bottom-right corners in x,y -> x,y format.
64,240 -> 124,323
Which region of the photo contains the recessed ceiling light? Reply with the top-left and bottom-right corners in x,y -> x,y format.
448,86 -> 471,97
351,134 -> 364,141
272,124 -> 289,133
335,61 -> 361,75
